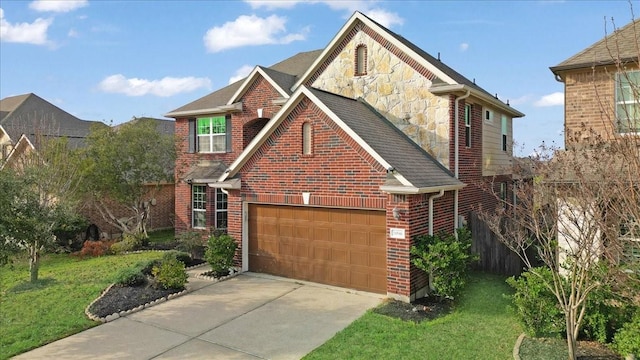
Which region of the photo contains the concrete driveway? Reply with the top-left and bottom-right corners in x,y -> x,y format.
14,272 -> 382,360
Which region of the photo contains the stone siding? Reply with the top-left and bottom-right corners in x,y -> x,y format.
312,27 -> 451,167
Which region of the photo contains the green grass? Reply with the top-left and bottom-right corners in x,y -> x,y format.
304,272 -> 522,360
519,337 -> 568,360
0,252 -> 164,360
147,228 -> 176,243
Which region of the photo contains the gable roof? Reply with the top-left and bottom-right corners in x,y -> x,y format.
0,93 -> 104,149
165,50 -> 322,118
293,12 -> 523,118
220,85 -> 464,194
551,19 -> 640,74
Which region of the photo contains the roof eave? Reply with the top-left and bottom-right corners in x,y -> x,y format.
550,57 -> 639,75
430,84 -> 525,118
379,183 -> 465,194
164,102 -> 243,118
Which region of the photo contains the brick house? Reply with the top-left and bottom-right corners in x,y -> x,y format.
550,19 -> 640,143
0,94 -> 175,238
166,12 -> 524,301
549,19 -> 640,263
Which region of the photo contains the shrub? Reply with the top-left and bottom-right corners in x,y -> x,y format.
135,259 -> 161,276
114,266 -> 146,287
581,285 -> 635,343
612,308 -> 640,357
110,233 -> 144,254
410,227 -> 477,299
506,267 -> 565,338
163,250 -> 192,266
176,231 -> 205,259
151,258 -> 188,290
76,240 -> 115,258
205,234 -> 238,277
53,213 -> 88,252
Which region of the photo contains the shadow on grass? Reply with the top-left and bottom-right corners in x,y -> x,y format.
9,278 -> 58,293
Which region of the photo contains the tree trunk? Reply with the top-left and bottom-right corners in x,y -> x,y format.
566,312 -> 578,360
29,243 -> 40,283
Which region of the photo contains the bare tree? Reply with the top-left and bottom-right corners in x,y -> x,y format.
480,16 -> 640,360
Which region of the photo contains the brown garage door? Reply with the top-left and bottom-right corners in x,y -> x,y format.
248,204 -> 387,293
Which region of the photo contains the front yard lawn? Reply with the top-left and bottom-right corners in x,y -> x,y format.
0,251 -> 164,360
304,272 -> 522,360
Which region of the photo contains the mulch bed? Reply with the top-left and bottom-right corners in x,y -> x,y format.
373,296 -> 453,323
88,284 -> 180,318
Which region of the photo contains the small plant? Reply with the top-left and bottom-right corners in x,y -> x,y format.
134,259 -> 161,276
163,250 -> 192,266
176,231 -> 205,259
110,233 -> 144,254
151,258 -> 188,290
410,227 -> 477,299
205,233 -> 238,277
114,266 -> 146,287
506,267 -> 565,338
612,309 -> 640,358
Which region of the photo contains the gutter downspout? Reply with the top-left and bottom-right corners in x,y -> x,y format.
454,89 -> 471,231
428,190 -> 445,236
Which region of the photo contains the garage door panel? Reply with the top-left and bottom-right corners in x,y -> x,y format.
249,204 -> 386,293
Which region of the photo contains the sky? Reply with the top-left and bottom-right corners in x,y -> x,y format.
1,0 -> 638,156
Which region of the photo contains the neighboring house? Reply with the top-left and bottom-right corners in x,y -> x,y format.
0,94 -> 175,237
550,19 -> 640,265
0,93 -> 102,169
166,12 -> 524,301
551,19 -> 640,143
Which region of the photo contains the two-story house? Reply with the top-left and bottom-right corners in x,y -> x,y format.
167,12 -> 524,301
550,19 -> 640,265
0,94 -> 176,239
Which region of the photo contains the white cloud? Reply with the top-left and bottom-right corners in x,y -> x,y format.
363,8 -> 404,28
68,28 -> 79,37
29,0 -> 88,13
243,1 -> 404,28
0,8 -> 53,45
459,42 -> 469,52
229,65 -> 255,84
203,14 -> 307,53
245,0 -> 302,9
98,74 -> 212,97
534,92 -> 564,107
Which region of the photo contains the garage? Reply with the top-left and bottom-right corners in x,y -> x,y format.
248,204 -> 387,294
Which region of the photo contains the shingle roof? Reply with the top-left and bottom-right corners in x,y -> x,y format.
0,93 -> 104,149
259,66 -> 297,95
309,88 -> 463,190
167,50 -> 322,115
551,19 -> 640,73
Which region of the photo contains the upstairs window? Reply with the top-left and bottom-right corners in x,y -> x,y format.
485,109 -> 493,123
197,116 -> 226,153
615,71 -> 640,133
355,44 -> 367,76
501,115 -> 508,152
302,122 -> 312,155
464,104 -> 472,147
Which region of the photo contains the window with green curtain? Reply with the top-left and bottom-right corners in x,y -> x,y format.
616,71 -> 640,133
197,116 -> 226,152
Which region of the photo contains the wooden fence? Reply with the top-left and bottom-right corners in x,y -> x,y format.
469,211 -> 525,277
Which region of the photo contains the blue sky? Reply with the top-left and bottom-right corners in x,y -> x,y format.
0,0 -> 637,156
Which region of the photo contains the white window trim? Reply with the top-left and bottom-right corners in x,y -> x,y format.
465,104 -> 472,148
615,71 -> 640,134
192,184 -> 207,229
197,116 -> 226,153
214,189 -> 228,229
484,109 -> 493,123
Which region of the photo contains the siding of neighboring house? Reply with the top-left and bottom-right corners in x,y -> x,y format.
482,108 -> 513,177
